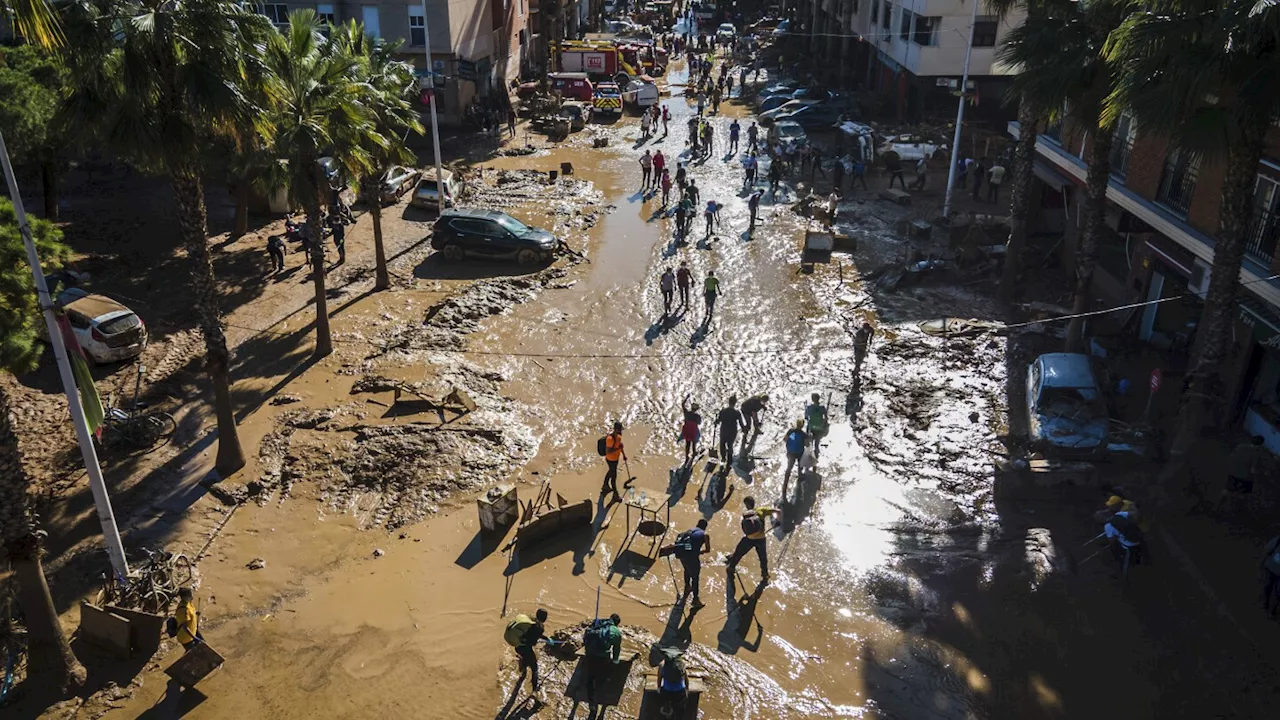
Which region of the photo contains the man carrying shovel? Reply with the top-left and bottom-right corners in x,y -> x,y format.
601,422 -> 631,499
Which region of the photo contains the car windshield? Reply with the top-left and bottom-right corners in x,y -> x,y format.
417,180 -> 439,194
496,215 -> 531,235
1038,386 -> 1104,418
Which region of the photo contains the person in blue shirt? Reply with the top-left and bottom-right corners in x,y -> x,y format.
782,420 -> 808,501
729,119 -> 741,154
675,519 -> 711,606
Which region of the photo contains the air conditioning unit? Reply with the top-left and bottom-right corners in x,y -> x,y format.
1189,258 -> 1211,298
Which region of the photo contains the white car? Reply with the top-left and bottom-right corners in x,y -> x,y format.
774,120 -> 808,147
716,23 -> 735,42
56,288 -> 148,364
410,168 -> 462,211
374,165 -> 421,204
1025,353 -> 1110,456
880,134 -> 944,161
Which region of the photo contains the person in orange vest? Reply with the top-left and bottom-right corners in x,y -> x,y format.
603,422 -> 630,498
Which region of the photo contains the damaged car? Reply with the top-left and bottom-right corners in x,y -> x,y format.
1025,353 -> 1110,456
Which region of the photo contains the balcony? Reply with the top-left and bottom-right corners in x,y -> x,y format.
1155,150 -> 1199,217
1245,208 -> 1279,265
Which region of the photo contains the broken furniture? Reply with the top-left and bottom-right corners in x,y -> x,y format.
512,481 -> 592,552
801,227 -> 856,267
477,484 -> 519,532
639,671 -> 706,719
79,602 -> 166,658
392,384 -> 476,423
622,486 -> 670,541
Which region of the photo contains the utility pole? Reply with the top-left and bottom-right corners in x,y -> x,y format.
0,130 -> 129,584
942,0 -> 979,220
420,0 -> 445,199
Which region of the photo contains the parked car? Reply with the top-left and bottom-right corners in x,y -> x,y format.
759,93 -> 808,113
558,101 -> 588,131
759,98 -> 822,125
431,209 -> 561,265
791,88 -> 836,102
774,103 -> 845,129
880,134 -> 944,161
54,288 -> 148,364
410,168 -> 462,211
774,120 -> 808,147
716,23 -> 736,42
772,19 -> 791,36
1025,353 -> 1110,456
372,165 -> 421,204
759,82 -> 801,99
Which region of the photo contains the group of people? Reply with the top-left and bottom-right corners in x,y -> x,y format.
954,156 -> 1009,204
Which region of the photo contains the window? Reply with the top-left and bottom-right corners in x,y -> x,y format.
1109,110 -> 1136,181
871,0 -> 879,24
408,6 -> 425,46
519,28 -> 528,45
259,3 -> 288,27
899,9 -> 913,41
972,16 -> 998,47
1246,174 -> 1280,263
316,3 -> 334,25
362,6 -> 380,38
519,0 -> 525,16
914,16 -> 939,46
881,1 -> 891,32
1156,147 -> 1201,216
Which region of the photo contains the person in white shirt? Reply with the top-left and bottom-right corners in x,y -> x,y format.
987,162 -> 1007,204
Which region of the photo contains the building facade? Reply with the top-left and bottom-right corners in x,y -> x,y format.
257,1 -> 535,123
1012,115 -> 1280,452
798,0 -> 1023,121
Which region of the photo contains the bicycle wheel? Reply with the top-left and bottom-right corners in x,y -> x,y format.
142,412 -> 178,450
170,554 -> 195,588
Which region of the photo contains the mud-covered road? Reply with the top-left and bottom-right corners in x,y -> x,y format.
82,56 -> 1280,720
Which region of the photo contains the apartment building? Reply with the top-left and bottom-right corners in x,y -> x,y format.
257,1 -> 535,123
799,0 -> 1023,121
1011,116 -> 1280,450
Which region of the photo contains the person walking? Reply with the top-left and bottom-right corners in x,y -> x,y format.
853,159 -> 868,190
660,169 -> 673,206
674,198 -> 689,238
729,119 -> 740,154
677,262 -> 693,308
507,107 -> 517,138
805,393 -> 829,460
831,155 -> 846,192
653,149 -> 666,181
172,587 -> 203,652
674,519 -> 712,606
909,157 -> 927,191
887,155 -> 906,190
747,122 -> 759,153
686,179 -> 701,207
662,103 -> 671,134
601,422 -> 628,499
725,73 -> 734,98
703,270 -> 720,322
267,234 -> 286,274
680,395 -> 702,465
726,496 -> 779,583
660,267 -> 676,316
582,614 -> 624,704
675,161 -> 688,191
715,396 -> 744,468
641,110 -> 652,138
748,189 -> 762,230
704,200 -> 721,238
505,608 -> 549,700
810,145 -> 825,182
640,150 -> 653,190
743,152 -> 758,190
782,420 -> 808,501
329,215 -> 346,265
740,394 -> 768,436
853,321 -> 875,380
987,161 -> 1006,204
768,157 -> 783,194
971,157 -> 986,201
700,123 -> 714,157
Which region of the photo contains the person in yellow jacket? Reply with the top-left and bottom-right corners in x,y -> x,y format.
174,587 -> 202,651
726,496 -> 779,584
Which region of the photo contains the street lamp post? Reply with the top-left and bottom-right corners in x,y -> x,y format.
420,0 -> 445,198
942,0 -> 980,220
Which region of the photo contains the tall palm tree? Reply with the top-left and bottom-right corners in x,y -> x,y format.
0,198 -> 86,695
330,23 -> 423,291
61,0 -> 273,475
1108,0 -> 1280,475
1,0 -> 62,47
1001,0 -> 1129,351
263,10 -> 383,357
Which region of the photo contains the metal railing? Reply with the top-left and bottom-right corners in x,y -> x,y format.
1156,152 -> 1199,216
1110,125 -> 1134,180
1245,207 -> 1279,264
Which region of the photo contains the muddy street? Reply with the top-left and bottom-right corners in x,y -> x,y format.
67,55 -> 1280,720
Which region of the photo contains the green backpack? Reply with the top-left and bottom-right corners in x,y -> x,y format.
504,614 -> 536,647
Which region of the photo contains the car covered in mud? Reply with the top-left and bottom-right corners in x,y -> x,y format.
52,287 -> 148,364
411,168 -> 462,211
371,165 -> 421,204
759,98 -> 822,125
774,120 -> 808,147
1025,353 -> 1110,456
432,209 -> 560,266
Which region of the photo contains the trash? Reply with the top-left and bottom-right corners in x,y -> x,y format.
269,394 -> 302,406
247,558 -> 266,570
373,548 -> 385,558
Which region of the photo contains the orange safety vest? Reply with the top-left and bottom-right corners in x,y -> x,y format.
605,433 -> 624,461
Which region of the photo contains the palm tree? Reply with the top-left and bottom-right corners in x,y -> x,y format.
0,198 -> 86,695
330,23 -> 423,290
1001,0 -> 1129,351
1,0 -> 62,47
1107,0 -> 1280,474
263,10 -> 383,357
61,0 -> 273,476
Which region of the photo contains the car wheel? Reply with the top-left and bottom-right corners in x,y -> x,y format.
516,248 -> 541,267
442,244 -> 465,261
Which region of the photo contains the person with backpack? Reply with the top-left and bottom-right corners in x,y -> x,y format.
726,496 -> 779,583
600,422 -> 628,499
505,608 -> 549,698
1104,508 -> 1144,573
657,648 -> 689,717
715,395 -> 744,469
680,395 -> 702,466
805,394 -> 829,460
582,613 -> 623,703
170,587 -> 202,651
674,519 -> 712,606
782,420 -> 808,501
1260,533 -> 1280,617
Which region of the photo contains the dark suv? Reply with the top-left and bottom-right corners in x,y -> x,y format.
431,209 -> 561,265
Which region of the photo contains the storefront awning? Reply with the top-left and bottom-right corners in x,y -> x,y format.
1032,161 -> 1072,191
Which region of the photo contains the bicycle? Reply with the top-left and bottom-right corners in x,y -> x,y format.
98,364 -> 177,453
99,548 -> 195,613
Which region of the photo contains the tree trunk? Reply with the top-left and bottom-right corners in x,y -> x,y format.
233,181 -> 250,237
306,187 -> 333,358
0,385 -> 86,696
170,168 -> 246,475
1164,117 -> 1268,477
999,96 -> 1042,304
41,163 -> 58,221
371,199 -> 389,291
1065,122 -> 1112,352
